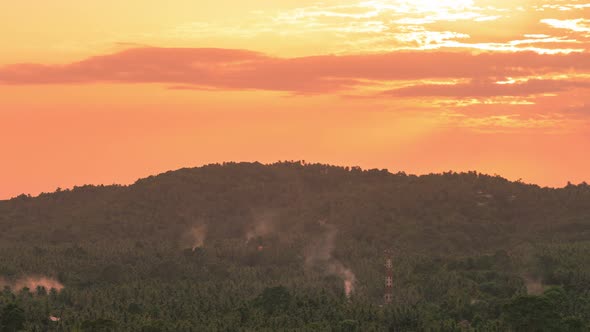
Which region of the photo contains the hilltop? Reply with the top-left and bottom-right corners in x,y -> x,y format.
2,162 -> 589,250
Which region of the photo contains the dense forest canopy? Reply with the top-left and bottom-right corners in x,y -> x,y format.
1,162 -> 590,331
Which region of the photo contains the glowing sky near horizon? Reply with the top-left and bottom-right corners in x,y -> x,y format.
1,0 -> 590,198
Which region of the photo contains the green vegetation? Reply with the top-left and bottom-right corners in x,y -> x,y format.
1,162 -> 589,331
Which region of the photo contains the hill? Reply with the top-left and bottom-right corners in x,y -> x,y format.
1,162 -> 590,331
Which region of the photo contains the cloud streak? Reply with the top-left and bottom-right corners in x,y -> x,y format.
1,47 -> 589,96
386,78 -> 590,97
160,0 -> 590,55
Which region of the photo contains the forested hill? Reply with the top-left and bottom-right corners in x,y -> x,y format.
2,162 -> 589,250
1,162 -> 590,331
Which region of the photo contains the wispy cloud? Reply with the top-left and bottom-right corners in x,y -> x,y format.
385,78 -> 590,97
3,46 -> 588,131
159,0 -> 590,54
541,18 -> 590,33
2,48 -> 589,91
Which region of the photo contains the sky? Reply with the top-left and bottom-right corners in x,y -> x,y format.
1,0 -> 589,199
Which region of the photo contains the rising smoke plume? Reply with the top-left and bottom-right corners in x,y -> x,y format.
245,210 -> 278,243
524,276 -> 545,295
0,276 -> 64,293
190,224 -> 208,250
305,223 -> 356,298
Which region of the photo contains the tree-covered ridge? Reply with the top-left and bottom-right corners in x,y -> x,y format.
1,162 -> 589,331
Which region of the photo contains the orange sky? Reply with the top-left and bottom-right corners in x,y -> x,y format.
1,0 -> 589,199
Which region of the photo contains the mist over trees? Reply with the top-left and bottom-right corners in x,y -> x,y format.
1,161 -> 590,331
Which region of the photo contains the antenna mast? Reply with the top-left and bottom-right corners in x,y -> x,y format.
384,249 -> 393,304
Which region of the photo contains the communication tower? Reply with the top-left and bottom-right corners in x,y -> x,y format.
384,249 -> 393,304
